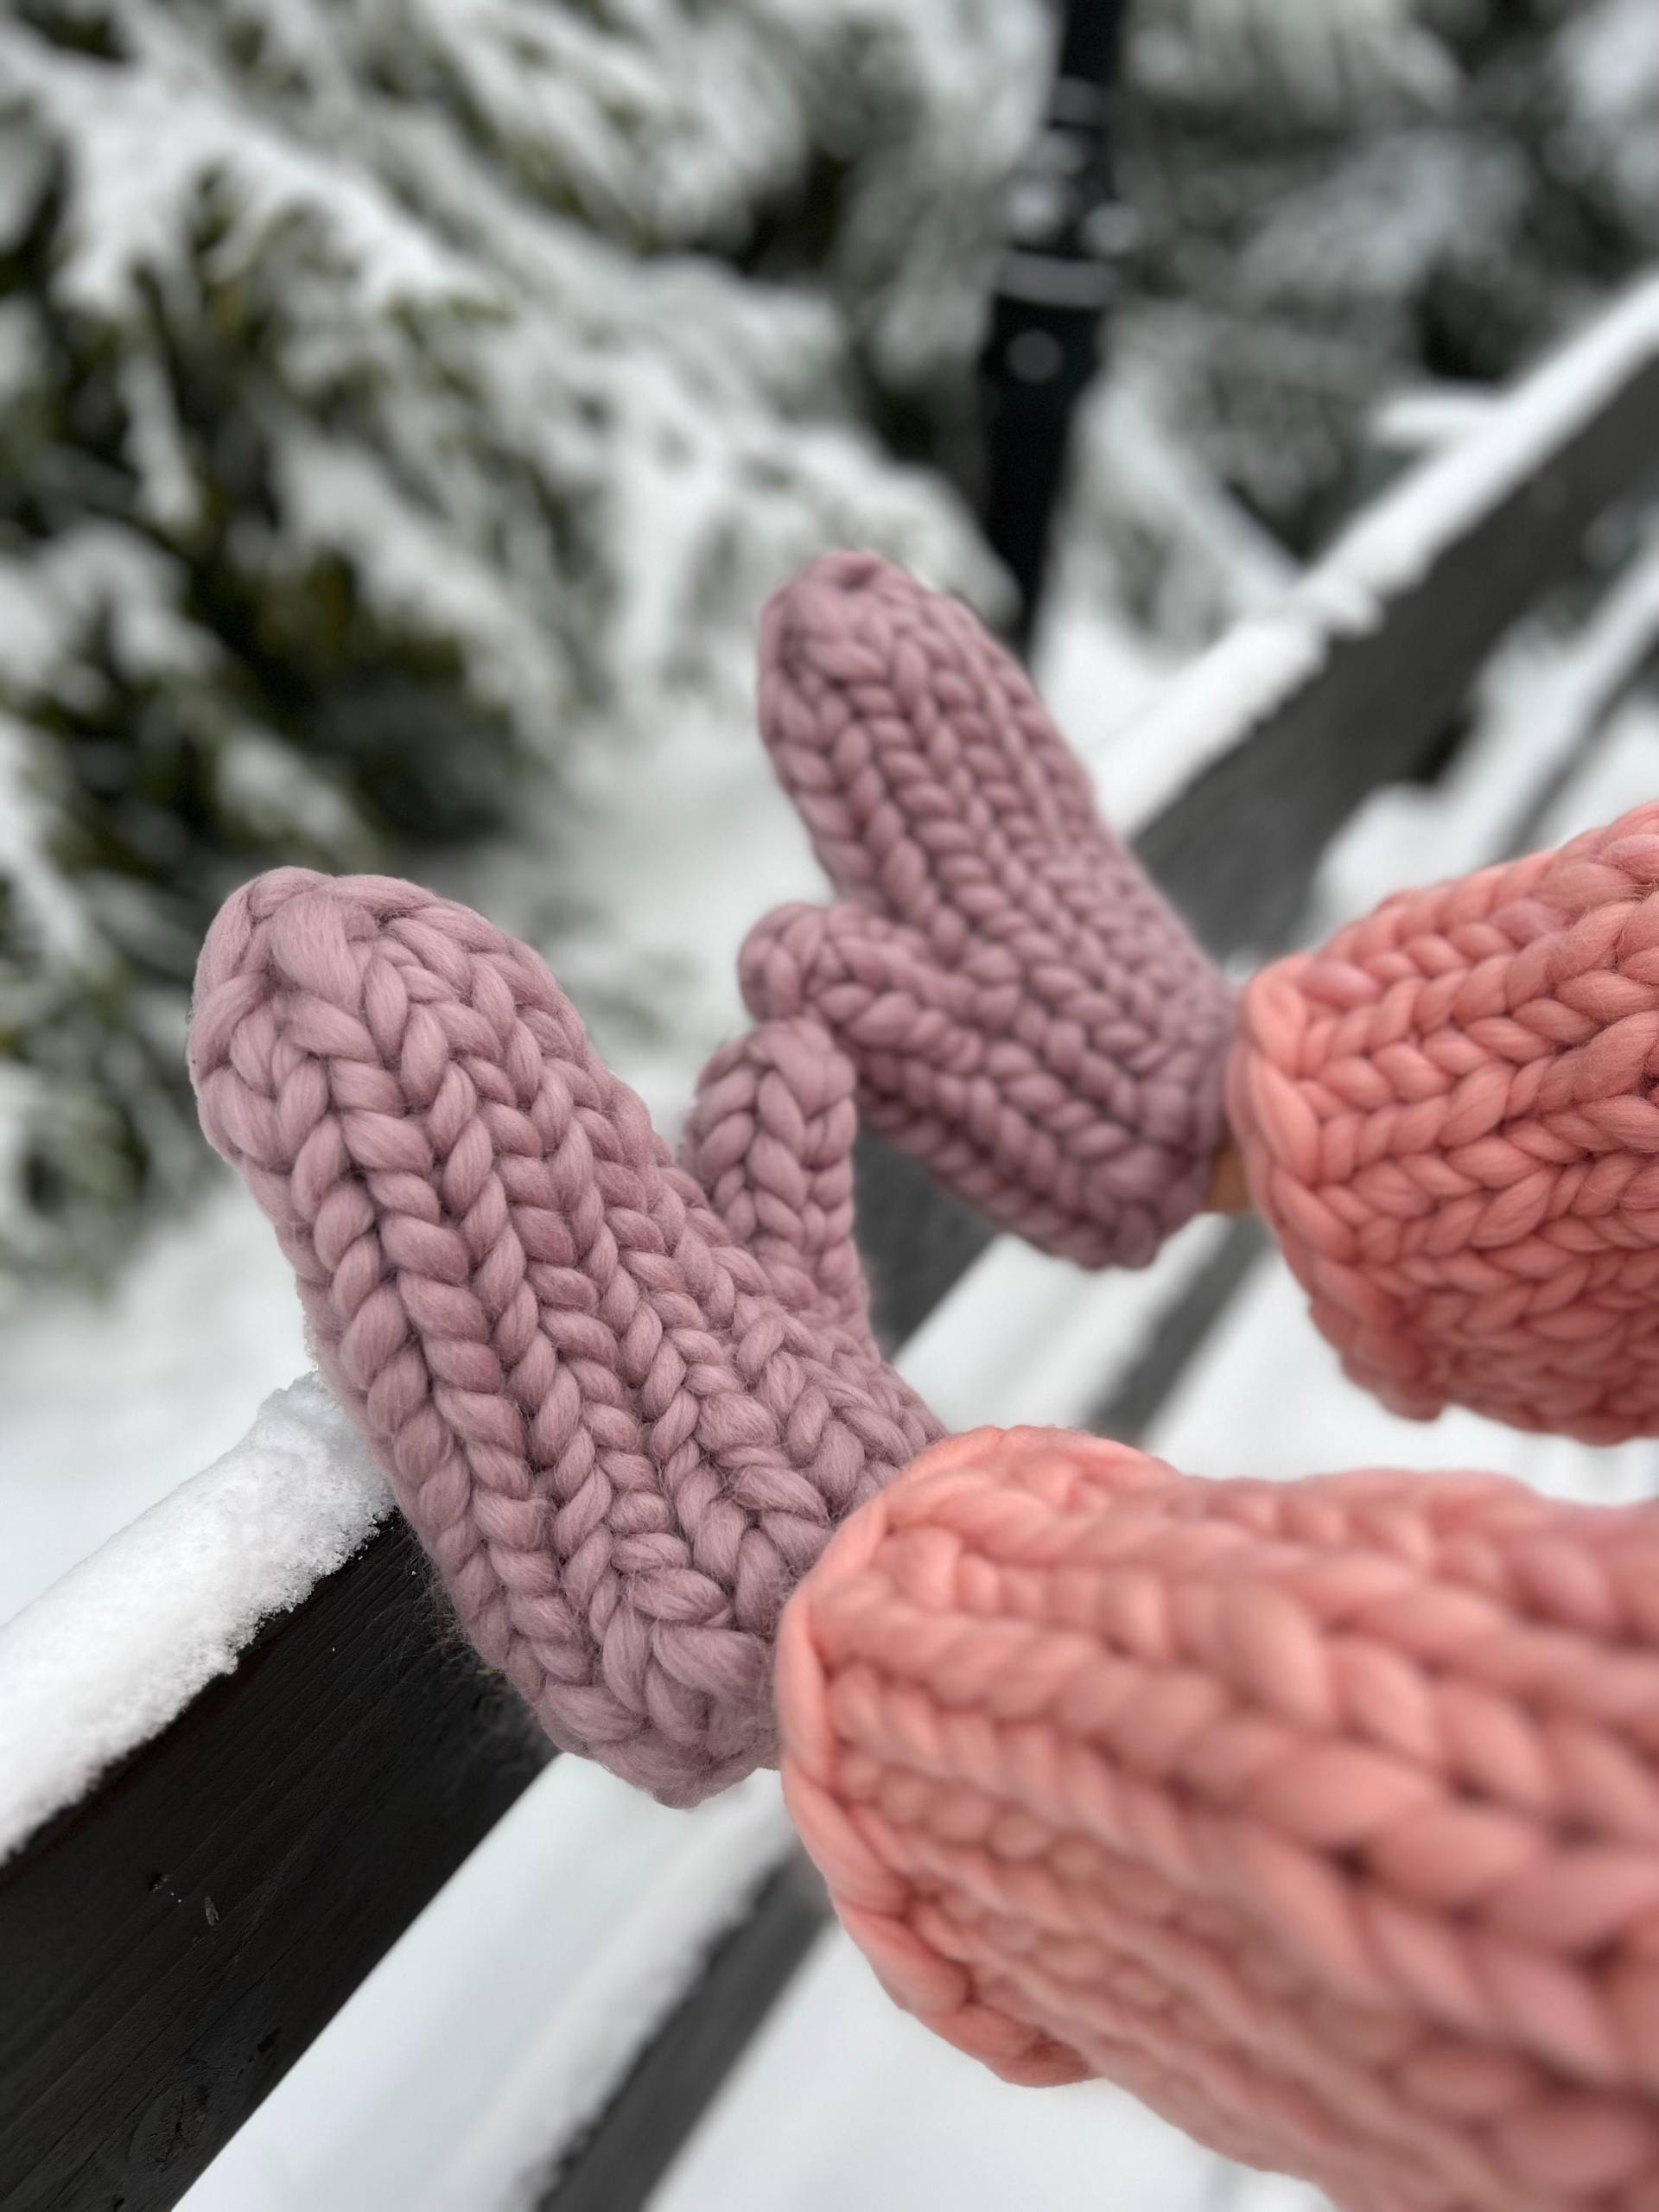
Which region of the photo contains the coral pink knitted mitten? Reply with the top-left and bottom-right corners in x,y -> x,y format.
739,554 -> 1237,1268
189,868 -> 939,1805
779,1427 -> 1659,2211
1231,804 -> 1659,1443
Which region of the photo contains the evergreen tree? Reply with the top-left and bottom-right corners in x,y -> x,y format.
3,0 -> 1655,1284
1058,0 -> 1659,652
0,0 -> 1035,1281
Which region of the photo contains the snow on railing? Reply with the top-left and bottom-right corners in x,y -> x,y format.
413,1777 -> 796,2212
0,1377 -> 386,1865
1493,531 -> 1659,853
1369,384 -> 1501,455
1098,269 -> 1659,835
1297,527 -> 1659,936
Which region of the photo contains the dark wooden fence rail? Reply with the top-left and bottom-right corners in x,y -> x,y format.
3,274 -> 1658,2212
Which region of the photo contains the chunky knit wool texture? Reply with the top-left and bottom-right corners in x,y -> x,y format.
738,553 -> 1238,1268
778,1427 -> 1659,2212
1231,803 -> 1659,1444
189,868 -> 938,1805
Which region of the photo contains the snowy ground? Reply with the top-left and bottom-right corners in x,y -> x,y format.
0,1177 -> 306,1622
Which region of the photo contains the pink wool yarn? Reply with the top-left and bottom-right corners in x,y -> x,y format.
739,553 -> 1237,1268
1231,803 -> 1659,1444
778,1427 -> 1659,2212
189,868 -> 938,1805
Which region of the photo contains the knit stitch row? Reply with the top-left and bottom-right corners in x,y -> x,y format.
1233,805 -> 1659,1442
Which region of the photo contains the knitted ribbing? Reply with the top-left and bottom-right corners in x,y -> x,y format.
778,1427 -> 1659,2212
1231,804 -> 1659,1444
188,868 -> 938,1805
738,553 -> 1237,1268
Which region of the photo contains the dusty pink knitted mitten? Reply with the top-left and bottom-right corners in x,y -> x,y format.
779,1427 -> 1659,2212
189,868 -> 939,1805
739,554 -> 1237,1268
1231,803 -> 1659,1444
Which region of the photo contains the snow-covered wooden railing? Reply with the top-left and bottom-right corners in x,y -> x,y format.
3,272 -> 1659,2212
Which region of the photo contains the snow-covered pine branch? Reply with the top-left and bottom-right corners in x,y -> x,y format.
0,0 -> 1042,1284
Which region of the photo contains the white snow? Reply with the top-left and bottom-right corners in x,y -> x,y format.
1099,610 -> 1332,831
475,689 -> 831,1139
1034,349 -> 1304,761
1092,271 -> 1659,835
7,31 -> 481,321
410,1776 -> 795,2212
1532,696 -> 1659,851
1240,133 -> 1520,321
0,1181 -> 308,1618
0,709 -> 101,978
1312,531 -> 1659,922
0,1370 -> 386,1866
670,1954 -> 1215,2212
899,1215 -> 1235,1436
1558,0 -> 1659,234
656,1926 -> 1329,2212
174,1759 -> 794,2212
1335,275 -> 1659,601
1369,382 -> 1497,454
276,428 -> 569,733
1134,0 -> 1454,126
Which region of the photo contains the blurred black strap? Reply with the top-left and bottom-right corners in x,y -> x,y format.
979,0 -> 1134,650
